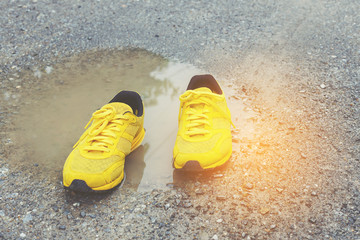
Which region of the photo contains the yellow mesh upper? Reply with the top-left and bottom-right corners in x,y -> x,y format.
175,133 -> 222,154
110,165 -> 124,182
118,137 -> 132,155
70,150 -> 123,173
126,124 -> 138,137
212,117 -> 230,129
64,103 -> 143,174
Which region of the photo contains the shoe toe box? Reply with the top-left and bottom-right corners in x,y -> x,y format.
173,134 -> 232,169
63,149 -> 125,190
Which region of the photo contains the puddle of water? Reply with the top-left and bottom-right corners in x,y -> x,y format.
12,49 -> 255,191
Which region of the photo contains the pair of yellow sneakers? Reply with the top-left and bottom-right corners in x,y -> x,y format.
63,75 -> 234,192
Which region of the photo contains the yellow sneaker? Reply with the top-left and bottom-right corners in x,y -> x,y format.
173,75 -> 234,170
63,91 -> 145,192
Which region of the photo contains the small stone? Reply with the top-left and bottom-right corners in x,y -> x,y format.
260,142 -> 270,147
34,69 -> 42,78
216,218 -> 223,223
242,232 -> 247,237
195,189 -> 204,195
276,188 -> 284,193
0,167 -> 9,178
301,153 -> 307,159
3,92 -> 10,101
52,205 -> 59,212
183,202 -> 192,208
232,194 -> 241,199
133,207 -> 141,213
216,195 -> 226,201
320,84 -> 326,89
20,233 -> 26,238
23,213 -> 33,223
309,218 -> 316,224
55,79 -> 64,85
59,225 -> 66,230
331,55 -> 337,58
270,224 -> 276,229
34,163 -> 39,167
73,202 -> 80,207
195,205 -> 202,211
45,66 -> 53,74
311,191 -> 317,196
212,234 -> 219,240
88,214 -> 96,218
259,207 -> 270,215
213,174 -> 223,178
0,210 -> 5,217
244,183 -> 253,190
164,203 -> 171,210
166,183 -> 174,188
80,211 -> 86,218
7,192 -> 18,199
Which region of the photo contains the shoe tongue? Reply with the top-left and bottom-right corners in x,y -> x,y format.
106,102 -> 133,114
193,87 -> 213,93
188,87 -> 213,111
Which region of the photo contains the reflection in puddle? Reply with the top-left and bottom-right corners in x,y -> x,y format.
124,144 -> 147,191
172,160 -> 233,188
13,49 -> 256,191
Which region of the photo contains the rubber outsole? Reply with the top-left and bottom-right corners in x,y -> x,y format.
178,161 -> 205,171
65,173 -> 126,193
68,179 -> 93,192
173,149 -> 232,171
173,157 -> 231,172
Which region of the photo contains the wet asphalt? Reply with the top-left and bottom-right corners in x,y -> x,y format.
1,0 -> 360,239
